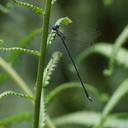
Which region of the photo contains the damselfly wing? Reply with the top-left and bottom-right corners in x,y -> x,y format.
50,24 -> 100,101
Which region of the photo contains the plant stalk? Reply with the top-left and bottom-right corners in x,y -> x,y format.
33,0 -> 52,127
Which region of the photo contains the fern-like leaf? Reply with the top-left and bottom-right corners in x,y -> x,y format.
43,51 -> 63,87
47,31 -> 56,45
0,47 -> 40,56
0,91 -> 34,101
0,28 -> 42,84
9,28 -> 42,65
55,17 -> 72,27
47,17 -> 72,45
12,0 -> 44,14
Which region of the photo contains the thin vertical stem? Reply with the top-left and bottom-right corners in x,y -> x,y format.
33,0 -> 52,128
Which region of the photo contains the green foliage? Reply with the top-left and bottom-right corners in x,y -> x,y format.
12,0 -> 44,14
0,2 -> 13,13
75,25 -> 128,128
47,31 -> 56,45
0,90 -> 33,101
0,15 -> 71,128
55,17 -> 72,29
46,82 -> 109,104
0,28 -> 42,84
0,112 -> 32,126
0,57 -> 33,96
76,43 -> 128,69
54,111 -> 128,128
9,28 -> 42,65
0,39 -> 4,45
51,0 -> 57,5
47,17 -> 72,45
0,0 -> 128,128
103,0 -> 113,6
104,25 -> 128,76
0,47 -> 40,56
43,51 -> 63,87
94,78 -> 128,128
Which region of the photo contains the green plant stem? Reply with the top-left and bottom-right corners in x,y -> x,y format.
33,0 -> 52,127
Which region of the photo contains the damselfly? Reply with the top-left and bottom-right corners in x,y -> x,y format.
51,24 -> 93,101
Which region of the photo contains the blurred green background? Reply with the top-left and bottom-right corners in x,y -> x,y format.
0,0 -> 128,128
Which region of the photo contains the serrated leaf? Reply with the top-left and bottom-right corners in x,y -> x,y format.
43,51 -> 63,87
47,17 -> 72,45
12,0 -> 44,14
0,28 -> 42,84
0,47 -> 40,56
55,17 -> 72,27
9,28 -> 42,65
0,91 -> 34,101
47,31 -> 56,45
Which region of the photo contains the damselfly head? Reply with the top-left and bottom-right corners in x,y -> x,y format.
52,25 -> 60,31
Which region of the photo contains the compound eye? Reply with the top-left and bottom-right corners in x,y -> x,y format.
52,25 -> 60,30
56,25 -> 60,29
